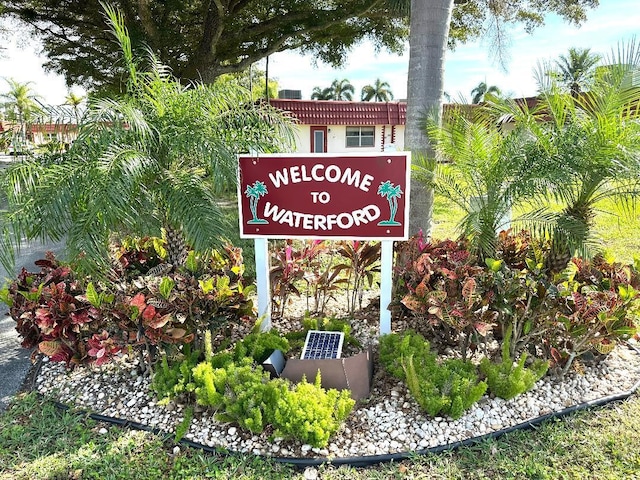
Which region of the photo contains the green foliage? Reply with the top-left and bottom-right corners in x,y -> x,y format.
113,241 -> 255,359
191,359 -> 354,445
403,355 -> 487,419
480,327 -> 549,400
3,2 -> 409,92
151,345 -> 202,401
380,331 -> 486,419
0,7 -> 295,276
271,372 -> 355,448
193,359 -> 272,433
552,255 -> 640,374
379,331 -> 435,379
174,405 -> 194,443
233,330 -> 290,364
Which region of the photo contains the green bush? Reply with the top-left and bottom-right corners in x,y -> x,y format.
379,331 -> 435,379
380,331 -> 486,419
271,372 -> 355,447
192,358 -> 271,434
190,358 -> 354,446
480,327 -> 549,400
151,345 -> 202,401
403,355 -> 487,419
208,329 -> 290,368
233,330 -> 290,364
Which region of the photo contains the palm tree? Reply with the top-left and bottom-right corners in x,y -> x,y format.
0,5 -> 294,274
403,0 -> 454,238
361,79 -> 394,102
426,104 -> 541,259
553,47 -> 601,98
311,86 -> 333,100
329,78 -> 355,101
470,81 -> 501,103
0,78 -> 42,145
500,40 -> 640,270
64,92 -> 85,125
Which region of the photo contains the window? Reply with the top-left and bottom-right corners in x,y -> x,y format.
346,126 -> 375,148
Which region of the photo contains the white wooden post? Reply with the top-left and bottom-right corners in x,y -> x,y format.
379,240 -> 394,335
254,238 -> 271,331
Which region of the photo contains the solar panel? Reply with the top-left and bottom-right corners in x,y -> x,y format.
300,330 -> 345,360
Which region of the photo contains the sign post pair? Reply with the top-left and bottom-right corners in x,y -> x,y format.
237,152 -> 411,334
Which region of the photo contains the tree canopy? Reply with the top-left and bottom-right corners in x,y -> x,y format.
1,0 -> 599,92
0,0 -> 407,91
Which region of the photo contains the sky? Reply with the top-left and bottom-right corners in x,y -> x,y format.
0,0 -> 638,105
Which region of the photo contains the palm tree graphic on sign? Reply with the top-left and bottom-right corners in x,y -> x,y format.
377,180 -> 403,226
245,180 -> 269,224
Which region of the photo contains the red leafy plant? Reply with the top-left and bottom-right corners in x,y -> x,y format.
109,243 -> 255,370
551,256 -> 640,374
333,240 -> 381,316
2,252 -> 119,366
269,241 -> 309,318
396,236 -> 497,359
87,330 -> 122,366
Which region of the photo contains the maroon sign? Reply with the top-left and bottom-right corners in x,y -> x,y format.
237,153 -> 410,239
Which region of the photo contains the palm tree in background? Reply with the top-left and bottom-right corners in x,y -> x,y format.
0,5 -> 294,274
329,78 -> 355,100
64,92 -> 86,124
553,47 -> 601,98
311,86 -> 333,100
0,78 -> 42,144
361,78 -> 394,102
470,81 -> 501,103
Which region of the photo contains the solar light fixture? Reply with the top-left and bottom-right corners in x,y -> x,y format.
301,330 -> 344,360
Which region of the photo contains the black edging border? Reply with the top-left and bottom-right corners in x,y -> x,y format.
45,344 -> 640,469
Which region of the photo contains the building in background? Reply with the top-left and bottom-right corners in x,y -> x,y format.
269,99 -> 406,154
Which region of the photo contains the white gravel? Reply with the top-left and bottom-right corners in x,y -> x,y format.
33,290 -> 640,460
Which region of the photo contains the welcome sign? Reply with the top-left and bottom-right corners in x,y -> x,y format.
237,153 -> 411,240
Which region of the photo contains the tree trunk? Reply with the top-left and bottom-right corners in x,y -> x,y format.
164,224 -> 188,268
405,0 -> 454,239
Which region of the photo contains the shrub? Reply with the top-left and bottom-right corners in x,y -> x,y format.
1,252 -> 120,366
479,326 -> 549,400
394,236 -> 497,359
192,358 -> 271,434
232,330 -> 290,364
380,332 -> 486,419
552,256 -> 640,374
151,344 -> 202,401
271,372 -> 355,448
110,242 -> 255,364
332,240 -> 381,315
190,359 -> 354,446
403,355 -> 487,419
379,331 -> 435,379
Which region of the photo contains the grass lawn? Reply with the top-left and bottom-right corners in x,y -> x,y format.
2,194 -> 639,479
1,392 -> 639,479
